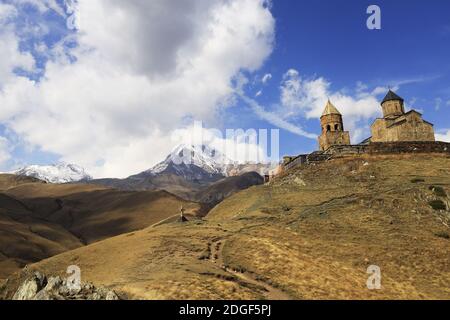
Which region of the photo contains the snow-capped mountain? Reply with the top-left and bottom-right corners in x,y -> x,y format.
144,144 -> 235,181
84,144 -> 270,198
13,163 -> 92,184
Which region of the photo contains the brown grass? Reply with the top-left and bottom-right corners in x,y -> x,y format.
1,154 -> 449,299
0,176 -> 201,280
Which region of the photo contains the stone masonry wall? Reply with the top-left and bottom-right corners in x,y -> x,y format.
324,141 -> 450,157
371,112 -> 435,143
276,141 -> 450,177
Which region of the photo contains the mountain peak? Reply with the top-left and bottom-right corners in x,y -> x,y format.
13,162 -> 92,184
148,144 -> 234,177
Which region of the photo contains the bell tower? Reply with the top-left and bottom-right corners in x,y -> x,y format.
318,100 -> 351,151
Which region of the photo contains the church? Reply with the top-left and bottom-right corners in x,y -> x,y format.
268,89 -> 442,182
318,90 -> 435,151
370,90 -> 435,143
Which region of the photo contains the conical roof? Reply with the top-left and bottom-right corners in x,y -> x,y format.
321,100 -> 342,116
381,90 -> 404,104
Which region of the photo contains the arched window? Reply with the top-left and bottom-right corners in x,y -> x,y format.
326,125 -> 331,132
335,124 -> 340,131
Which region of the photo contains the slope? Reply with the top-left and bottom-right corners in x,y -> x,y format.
0,175 -> 201,280
192,172 -> 264,207
2,154 -> 449,299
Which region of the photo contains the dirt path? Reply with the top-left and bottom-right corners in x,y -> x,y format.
209,239 -> 292,300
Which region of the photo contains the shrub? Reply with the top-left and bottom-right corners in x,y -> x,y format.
198,250 -> 210,260
232,265 -> 247,273
198,243 -> 211,260
411,178 -> 425,183
428,186 -> 447,197
435,231 -> 450,240
428,200 -> 447,211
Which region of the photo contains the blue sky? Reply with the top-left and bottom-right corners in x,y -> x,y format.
230,0 -> 450,156
0,0 -> 449,177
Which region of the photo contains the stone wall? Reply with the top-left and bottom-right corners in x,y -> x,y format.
325,141 -> 450,157
371,118 -> 388,142
284,154 -> 308,171
276,141 -> 450,177
369,141 -> 448,154
381,100 -> 404,117
395,115 -> 435,142
318,131 -> 351,151
322,144 -> 367,156
371,112 -> 435,143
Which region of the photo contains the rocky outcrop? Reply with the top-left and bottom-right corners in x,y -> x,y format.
12,272 -> 47,300
12,272 -> 119,300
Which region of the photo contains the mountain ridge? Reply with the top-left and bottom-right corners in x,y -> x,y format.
12,163 -> 92,184
86,144 -> 271,199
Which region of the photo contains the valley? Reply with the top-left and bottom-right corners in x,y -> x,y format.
0,175 -> 201,280
0,144 -> 267,283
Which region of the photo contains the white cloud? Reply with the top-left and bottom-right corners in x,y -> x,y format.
0,136 -> 11,167
407,97 -> 418,109
435,98 -> 443,111
370,86 -> 396,97
436,129 -> 450,142
239,68 -> 386,142
239,92 -> 317,139
0,3 -> 36,86
0,3 -> 17,21
262,73 -> 272,84
0,0 -> 275,178
277,69 -> 383,142
389,75 -> 441,87
11,0 -> 65,16
279,69 -> 381,119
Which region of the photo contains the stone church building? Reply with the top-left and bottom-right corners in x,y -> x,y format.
370,90 -> 435,142
269,90 -> 442,182
318,90 -> 435,151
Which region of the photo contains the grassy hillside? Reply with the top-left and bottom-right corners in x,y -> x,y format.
2,154 -> 449,299
87,173 -> 206,200
0,175 -> 201,280
0,174 -> 45,191
192,172 -> 264,207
